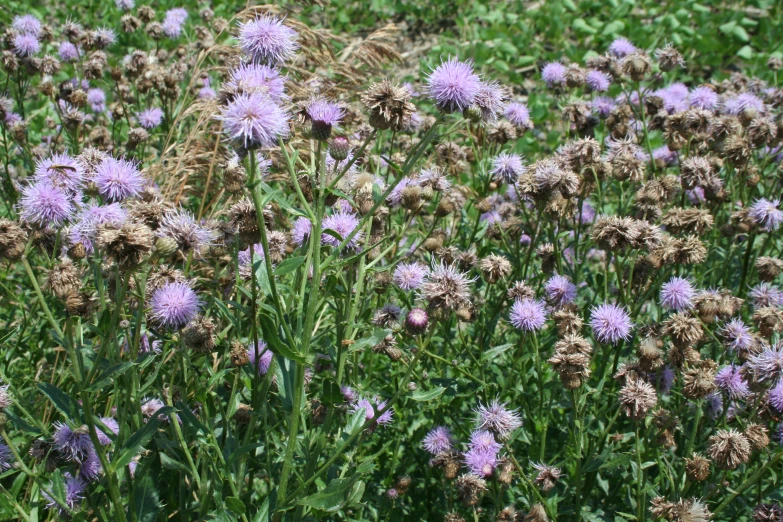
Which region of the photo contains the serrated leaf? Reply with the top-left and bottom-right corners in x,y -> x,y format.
297,477 -> 357,512
112,407 -> 173,471
159,453 -> 192,475
481,343 -> 514,362
258,313 -> 304,363
409,387 -> 445,402
38,383 -> 79,419
225,497 -> 245,515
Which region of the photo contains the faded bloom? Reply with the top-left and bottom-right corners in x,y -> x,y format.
660,276 -> 695,311
238,15 -> 298,65
532,462 -> 562,492
720,318 -> 755,355
750,283 -> 783,309
749,199 -> 783,232
509,298 -> 547,332
422,426 -> 453,455
619,378 -> 657,420
427,58 -> 481,113
418,262 -> 474,312
746,344 -> 783,383
393,262 -> 428,290
475,399 -> 522,440
149,282 -> 201,330
590,302 -> 633,344
708,429 -> 750,470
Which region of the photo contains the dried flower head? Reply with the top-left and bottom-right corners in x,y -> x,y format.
708,429 -> 751,469
619,378 -> 657,420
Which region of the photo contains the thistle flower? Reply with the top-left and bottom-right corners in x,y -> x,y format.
305,97 -> 344,140
0,381 -> 12,409
422,426 -> 453,455
96,417 -> 119,446
454,473 -> 487,507
509,298 -> 547,332
749,198 -> 783,232
350,396 -> 393,428
45,472 -> 85,511
157,209 -> 217,256
13,34 -> 40,57
291,217 -> 312,247
58,41 -> 80,62
19,182 -> 73,227
405,307 -> 429,334
689,86 -> 719,110
220,93 -> 290,148
750,282 -> 783,309
226,63 -> 287,101
0,443 -> 13,471
360,79 -> 416,131
418,262 -> 474,312
708,429 -> 751,469
541,62 -> 567,87
12,14 -> 42,36
608,37 -> 637,57
723,92 -> 765,116
34,153 -> 85,194
94,157 -> 145,201
590,302 -> 633,344
53,422 -> 93,462
490,152 -> 525,184
463,446 -> 498,477
247,340 -> 274,375
684,454 -> 711,482
238,15 -> 299,65
746,344 -> 783,383
393,262 -> 428,290
545,274 -> 577,307
322,211 -> 361,251
532,462 -> 562,492
87,88 -> 105,112
141,397 -> 170,423
715,365 -> 750,399
585,70 -> 611,92
719,318 -> 755,355
137,108 -> 163,129
470,81 -> 507,123
504,102 -> 532,128
149,282 -> 201,330
619,378 -> 657,420
660,276 -> 695,311
427,58 -> 481,113
468,430 -> 502,453
475,399 -> 522,440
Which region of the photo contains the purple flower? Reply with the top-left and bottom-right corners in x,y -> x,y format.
422,426 -> 453,455
749,198 -> 783,232
720,319 -> 754,354
322,211 -> 362,251
165,7 -> 188,25
137,108 -> 164,129
341,386 -> 358,403
750,283 -> 783,309
689,86 -> 719,110
386,177 -> 415,207
393,262 -> 428,290
13,33 -> 40,57
163,11 -> 186,38
220,92 -> 290,148
53,422 -> 93,462
80,448 -> 103,481
590,302 -> 633,344
157,209 -> 217,256
545,274 -> 577,307
291,217 -> 313,247
94,157 -> 144,201
12,14 -> 42,36
504,102 -> 531,128
226,64 -> 287,101
608,37 -> 637,57
149,282 -> 201,330
769,381 -> 783,412
141,397 -> 170,423
350,397 -> 393,427
45,472 -> 85,510
509,298 -> 547,332
746,344 -> 783,383
238,15 -> 299,65
419,167 -> 451,191
34,153 -> 85,193
541,62 -> 567,87
586,70 -> 611,92
115,0 -> 134,10
473,81 -> 507,122
723,92 -> 765,116
87,88 -> 106,112
652,146 -> 678,166
69,203 -> 127,253
58,41 -> 80,62
94,27 -> 116,47
427,58 -> 481,113
96,417 -> 119,445
0,443 -> 14,471
655,83 -> 690,114
475,399 -> 522,440
306,97 -> 344,138
660,276 -> 695,311
247,340 -> 274,375
19,182 -> 73,226
468,429 -> 502,453
591,96 -> 616,118
715,365 -> 751,399
464,446 -> 498,477
491,152 -> 526,184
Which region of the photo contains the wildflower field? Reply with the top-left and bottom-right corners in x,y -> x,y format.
1,0 -> 783,521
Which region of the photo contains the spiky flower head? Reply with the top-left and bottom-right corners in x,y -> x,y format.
58,41 -> 80,62
769,381 -> 783,412
94,157 -> 145,202
304,97 -> 344,140
12,14 -> 42,36
719,318 -> 755,355
393,262 -> 428,290
619,378 -> 657,420
708,429 -> 751,470
585,69 -> 611,92
321,211 -> 362,251
509,298 -> 547,332
360,78 -> 416,131
608,37 -> 637,57
149,282 -> 201,330
220,92 -> 290,148
490,152 -> 526,184
19,182 -> 73,227
660,276 -> 696,311
463,445 -> 498,477
13,34 -> 40,57
749,198 -> 783,232
350,396 -> 393,428
291,217 -> 312,247
750,282 -> 783,309
238,15 -> 298,65
590,302 -> 633,344
475,399 -> 522,440
418,262 -> 474,312
422,426 -> 453,455
545,274 -> 577,307
44,472 -> 85,511
52,422 -> 93,462
715,365 -> 750,399
532,462 -> 562,492
427,58 -> 481,113
405,307 -> 429,334
746,343 -> 783,383
137,108 -> 163,129
247,340 -> 274,375
504,101 -> 532,128
689,86 -> 719,110
157,209 -> 217,256
541,62 -> 567,87
225,63 -> 287,101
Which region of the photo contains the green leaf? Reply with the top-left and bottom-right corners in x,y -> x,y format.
732,25 -> 750,42
737,45 -> 754,59
345,408 -> 367,437
132,473 -> 161,522
349,329 -> 391,353
572,18 -> 597,35
274,256 -> 306,276
225,497 -> 246,515
253,256 -> 273,297
38,383 -> 79,419
253,494 -> 274,522
297,477 -> 358,512
601,20 -> 625,36
159,453 -> 192,475
88,362 -> 133,391
112,407 -> 174,471
321,379 -> 343,405
481,343 -> 514,362
258,313 -> 304,363
409,387 -> 445,402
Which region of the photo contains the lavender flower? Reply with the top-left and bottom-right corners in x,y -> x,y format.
87,88 -> 105,112
80,449 -> 103,481
746,344 -> 783,383
69,203 -> 127,253
490,152 -> 526,184
220,93 -> 290,148
475,399 -> 522,440
226,64 -> 287,101
769,381 -> 783,412
541,62 -> 567,87
58,41 -> 80,62
305,97 -> 344,139
422,426 -> 453,455
19,182 -> 73,226
94,157 -> 145,202
591,96 -> 616,117
749,198 -> 783,232
715,365 -> 751,399
141,397 -> 169,422
149,282 -> 201,330
12,14 -> 42,36
660,277 -> 695,311
45,472 -> 85,510
34,153 -> 85,193
468,430 -> 502,453
247,340 -> 274,375
504,102 -> 532,128
720,318 -> 755,354
509,298 -> 547,332
590,302 -> 633,344
137,108 -> 164,129
427,58 -> 481,113
13,33 -> 40,57
238,15 -> 299,65
545,274 -> 577,307
53,422 -> 93,462
608,37 -> 637,57
464,446 -> 498,477
723,92 -> 765,116
689,86 -> 719,110
350,397 -> 393,427
96,417 -> 119,445
291,217 -> 313,247
750,282 -> 783,309
586,70 -> 611,92
393,262 -> 428,290
472,81 -> 507,122
322,211 -> 362,251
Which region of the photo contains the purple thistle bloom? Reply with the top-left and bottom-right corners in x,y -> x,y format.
137,108 -> 164,130
464,446 -> 498,477
541,62 -> 567,87
220,92 -> 290,148
723,92 -> 765,116
149,282 -> 201,330
162,18 -> 184,38
69,203 -> 127,253
226,64 -> 287,101
419,167 -> 451,191
475,399 -> 522,440
545,274 -> 577,307
80,448 -> 103,481
94,27 -> 116,46
586,70 -> 611,92
165,7 -> 189,25
12,14 -> 42,36
689,86 -> 719,110
750,282 -> 783,309
247,340 -> 274,375
386,177 -> 415,207
140,397 -> 167,422
715,365 -> 751,399
45,472 -> 86,510
769,381 -> 783,412
608,37 -> 637,57
591,96 -> 616,118
746,344 -> 783,383
341,386 -> 358,403
19,182 -> 73,226
427,58 -> 481,113
52,422 -> 93,462
504,101 -> 532,128
0,443 -> 14,471
238,15 -> 299,65
291,217 -> 313,247
705,392 -> 724,419
473,81 -> 507,122
720,319 -> 755,354
322,211 -> 362,251
749,198 -> 783,232
393,262 -> 428,290
94,157 -> 144,201
590,302 -> 633,344
422,426 -> 453,455
509,298 -> 547,332
306,97 -> 344,137
350,397 -> 393,427
652,146 -> 678,166
115,0 -> 134,10
58,41 -> 80,62
660,276 -> 695,311
655,83 -> 690,114
157,209 -> 217,256
34,153 -> 85,193
13,33 -> 39,57
491,152 -> 526,184
87,88 -> 106,113
468,429 -> 502,454
96,417 -> 119,445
